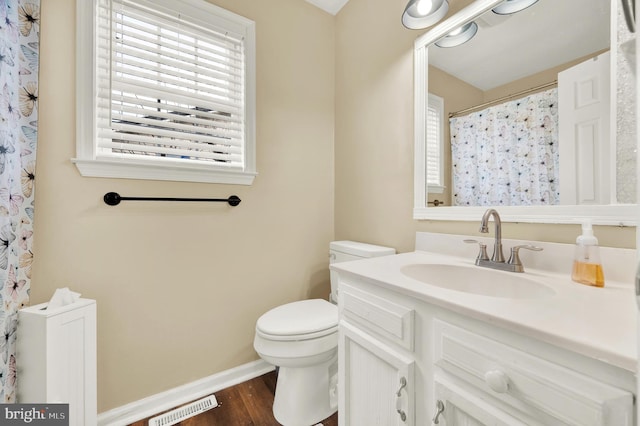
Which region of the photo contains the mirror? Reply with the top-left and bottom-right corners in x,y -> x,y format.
413,0 -> 637,224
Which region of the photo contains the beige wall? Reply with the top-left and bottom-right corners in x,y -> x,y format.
334,0 -> 417,253
35,0 -> 335,412
335,0 -> 635,255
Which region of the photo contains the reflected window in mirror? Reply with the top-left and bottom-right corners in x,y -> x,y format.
427,93 -> 445,194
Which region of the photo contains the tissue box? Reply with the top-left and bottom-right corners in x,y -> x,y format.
16,298 -> 97,426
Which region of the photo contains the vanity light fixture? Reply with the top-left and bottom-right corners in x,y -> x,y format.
435,21 -> 478,48
492,0 -> 539,15
402,0 -> 449,30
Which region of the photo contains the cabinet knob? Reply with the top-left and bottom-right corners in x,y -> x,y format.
484,369 -> 509,393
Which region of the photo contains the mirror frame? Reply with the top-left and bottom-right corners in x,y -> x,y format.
413,0 -> 637,226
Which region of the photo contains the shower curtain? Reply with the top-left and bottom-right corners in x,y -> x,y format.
0,0 -> 40,401
450,88 -> 559,206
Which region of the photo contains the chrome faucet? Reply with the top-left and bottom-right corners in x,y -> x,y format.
480,208 -> 505,263
464,208 -> 543,273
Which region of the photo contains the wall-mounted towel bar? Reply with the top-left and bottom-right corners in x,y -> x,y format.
103,192 -> 241,207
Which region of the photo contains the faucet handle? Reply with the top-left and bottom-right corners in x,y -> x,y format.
464,239 -> 490,263
507,245 -> 543,270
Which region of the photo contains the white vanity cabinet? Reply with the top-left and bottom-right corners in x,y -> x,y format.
336,276 -> 636,426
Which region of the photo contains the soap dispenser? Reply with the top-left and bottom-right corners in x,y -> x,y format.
571,220 -> 605,287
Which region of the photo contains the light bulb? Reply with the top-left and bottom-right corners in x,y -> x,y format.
402,0 -> 448,30
416,0 -> 434,16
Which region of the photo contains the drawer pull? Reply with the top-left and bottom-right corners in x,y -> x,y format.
484,370 -> 509,393
432,399 -> 445,424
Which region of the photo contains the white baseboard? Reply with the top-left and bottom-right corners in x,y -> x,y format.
97,359 -> 275,426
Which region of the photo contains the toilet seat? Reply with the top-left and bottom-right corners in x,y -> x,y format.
256,299 -> 338,341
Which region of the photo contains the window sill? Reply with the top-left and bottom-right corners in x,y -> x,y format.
72,158 -> 256,185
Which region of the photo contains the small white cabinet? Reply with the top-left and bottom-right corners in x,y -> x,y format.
16,299 -> 97,426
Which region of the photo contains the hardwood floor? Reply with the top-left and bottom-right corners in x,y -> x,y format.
128,370 -> 339,426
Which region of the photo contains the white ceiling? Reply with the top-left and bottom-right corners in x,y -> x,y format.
428,0 -> 610,90
304,0 -> 350,15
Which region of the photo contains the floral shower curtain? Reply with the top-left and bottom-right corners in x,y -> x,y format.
0,0 -> 40,401
450,88 -> 559,206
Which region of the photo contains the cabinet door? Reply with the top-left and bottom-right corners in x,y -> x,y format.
339,321 -> 415,426
433,375 -> 539,426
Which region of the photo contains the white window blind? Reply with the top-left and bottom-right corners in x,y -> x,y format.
75,0 -> 256,184
427,94 -> 444,193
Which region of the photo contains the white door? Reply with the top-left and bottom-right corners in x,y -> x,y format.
339,321 -> 415,426
558,51 -> 611,205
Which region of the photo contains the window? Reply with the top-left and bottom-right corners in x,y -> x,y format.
427,94 -> 444,193
75,0 -> 256,184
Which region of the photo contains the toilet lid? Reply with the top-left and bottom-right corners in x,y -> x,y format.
256,299 -> 338,337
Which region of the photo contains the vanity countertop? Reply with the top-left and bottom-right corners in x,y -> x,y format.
331,248 -> 637,372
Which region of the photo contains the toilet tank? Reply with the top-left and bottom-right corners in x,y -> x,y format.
328,241 -> 395,303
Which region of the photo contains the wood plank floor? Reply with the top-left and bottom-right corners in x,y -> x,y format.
128,370 -> 339,426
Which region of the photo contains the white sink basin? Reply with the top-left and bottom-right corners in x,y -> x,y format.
400,263 -> 556,299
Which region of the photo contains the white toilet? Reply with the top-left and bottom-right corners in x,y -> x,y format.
253,241 -> 395,426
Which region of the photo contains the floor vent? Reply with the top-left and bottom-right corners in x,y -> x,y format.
148,395 -> 218,426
